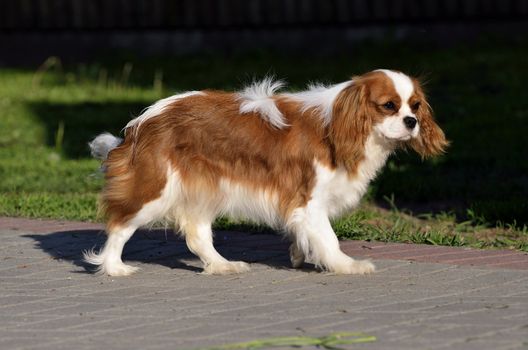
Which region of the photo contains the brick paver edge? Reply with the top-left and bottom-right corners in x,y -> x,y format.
1,216 -> 527,270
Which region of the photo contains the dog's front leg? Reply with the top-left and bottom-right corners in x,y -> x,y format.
287,207 -> 375,274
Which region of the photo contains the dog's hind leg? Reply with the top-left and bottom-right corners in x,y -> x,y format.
180,218 -> 250,275
84,171 -> 175,276
84,224 -> 139,276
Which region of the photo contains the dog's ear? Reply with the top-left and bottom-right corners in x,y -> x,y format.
328,78 -> 372,173
410,100 -> 449,158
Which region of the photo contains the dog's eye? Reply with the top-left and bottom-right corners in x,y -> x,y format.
383,101 -> 395,110
412,102 -> 421,112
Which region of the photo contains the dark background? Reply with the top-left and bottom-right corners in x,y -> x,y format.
1,0 -> 527,227
1,0 -> 527,64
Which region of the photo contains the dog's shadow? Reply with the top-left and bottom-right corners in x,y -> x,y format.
24,228 -> 302,274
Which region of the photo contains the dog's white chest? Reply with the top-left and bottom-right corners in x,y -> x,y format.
314,135 -> 392,218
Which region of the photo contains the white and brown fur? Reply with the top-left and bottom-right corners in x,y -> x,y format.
84,69 -> 448,276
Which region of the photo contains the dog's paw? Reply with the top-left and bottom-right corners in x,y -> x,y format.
328,258 -> 375,275
103,261 -> 140,277
204,261 -> 250,275
289,244 -> 305,268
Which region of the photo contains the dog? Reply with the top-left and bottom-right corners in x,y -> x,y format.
84,69 -> 447,276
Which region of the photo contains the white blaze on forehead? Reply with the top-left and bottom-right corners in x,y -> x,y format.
375,70 -> 420,139
376,69 -> 414,104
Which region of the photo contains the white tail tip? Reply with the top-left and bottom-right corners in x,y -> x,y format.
89,132 -> 122,161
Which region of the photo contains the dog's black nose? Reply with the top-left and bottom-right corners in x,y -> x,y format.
403,116 -> 417,129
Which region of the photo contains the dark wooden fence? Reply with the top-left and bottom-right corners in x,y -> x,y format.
1,0 -> 527,31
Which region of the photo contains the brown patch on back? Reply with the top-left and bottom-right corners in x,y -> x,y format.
101,91 -> 336,226
164,91 -> 334,218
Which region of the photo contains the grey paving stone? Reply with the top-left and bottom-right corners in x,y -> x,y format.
1,226 -> 528,349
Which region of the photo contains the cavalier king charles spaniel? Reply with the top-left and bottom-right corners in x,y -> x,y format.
85,69 -> 447,276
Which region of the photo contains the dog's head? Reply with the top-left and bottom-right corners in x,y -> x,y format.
331,70 -> 448,164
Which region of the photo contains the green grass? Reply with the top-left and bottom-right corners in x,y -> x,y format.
191,332 -> 376,350
1,35 -> 527,250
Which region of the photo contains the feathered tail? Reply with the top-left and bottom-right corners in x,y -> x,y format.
89,132 -> 122,161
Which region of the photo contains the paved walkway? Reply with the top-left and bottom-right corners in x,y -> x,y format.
1,217 -> 527,350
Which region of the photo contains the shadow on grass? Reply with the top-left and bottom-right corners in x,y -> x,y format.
29,101 -> 147,158
24,229 -> 299,274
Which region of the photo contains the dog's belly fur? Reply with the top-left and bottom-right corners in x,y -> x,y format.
139,132 -> 391,232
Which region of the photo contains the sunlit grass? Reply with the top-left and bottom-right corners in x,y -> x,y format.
1,36 -> 527,251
